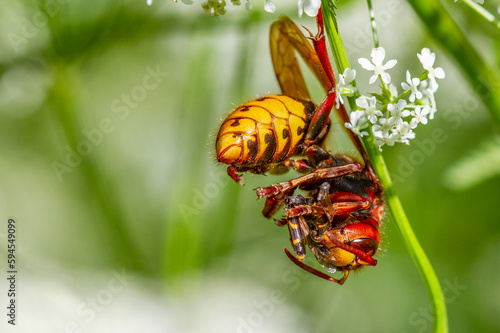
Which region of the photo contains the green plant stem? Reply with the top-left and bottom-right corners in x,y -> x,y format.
320,2 -> 448,332
461,0 -> 500,31
366,0 -> 379,48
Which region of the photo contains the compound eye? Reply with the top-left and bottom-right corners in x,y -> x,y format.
349,238 -> 378,256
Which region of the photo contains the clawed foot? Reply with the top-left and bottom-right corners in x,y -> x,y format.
255,184 -> 283,199
227,166 -> 245,186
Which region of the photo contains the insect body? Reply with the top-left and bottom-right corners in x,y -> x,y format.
273,152 -> 384,284
215,14 -> 335,186
215,13 -> 384,284
216,95 -> 316,179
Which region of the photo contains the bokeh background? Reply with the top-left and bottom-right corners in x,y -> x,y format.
1,0 -> 500,332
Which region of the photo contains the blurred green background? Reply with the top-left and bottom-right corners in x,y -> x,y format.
1,0 -> 500,332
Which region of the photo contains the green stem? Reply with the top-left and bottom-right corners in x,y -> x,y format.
461,0 -> 500,31
366,0 -> 391,96
366,0 -> 379,48
321,2 -> 448,332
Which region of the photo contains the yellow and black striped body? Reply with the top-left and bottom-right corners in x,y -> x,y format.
216,95 -> 315,170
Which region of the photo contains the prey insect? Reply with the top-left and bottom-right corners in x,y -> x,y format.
215,11 -> 384,285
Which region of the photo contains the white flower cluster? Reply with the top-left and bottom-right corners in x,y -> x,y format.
151,0 -> 323,17
261,0 -> 322,16
343,47 -> 445,150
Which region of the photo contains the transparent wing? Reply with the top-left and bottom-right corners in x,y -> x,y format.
269,16 -> 333,100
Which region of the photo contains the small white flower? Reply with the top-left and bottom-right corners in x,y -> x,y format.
358,47 -> 397,84
398,121 -> 414,138
355,96 -> 381,124
419,80 -> 431,95
401,70 -> 422,102
264,0 -> 276,13
387,99 -> 410,126
341,67 -> 356,84
419,77 -> 439,94
428,79 -> 440,93
335,68 -> 356,108
344,110 -> 369,137
419,81 -> 438,119
375,132 -> 399,150
147,0 -> 153,5
410,105 -> 431,128
399,128 -> 416,144
427,91 -> 437,119
388,83 -> 399,99
372,117 -> 395,139
298,0 -> 321,18
417,48 -> 445,88
245,0 -> 252,10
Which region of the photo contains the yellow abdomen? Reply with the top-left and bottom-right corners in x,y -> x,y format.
216,95 -> 314,167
